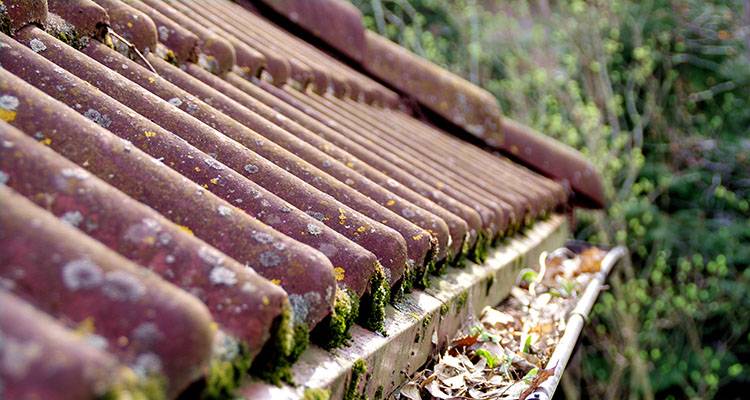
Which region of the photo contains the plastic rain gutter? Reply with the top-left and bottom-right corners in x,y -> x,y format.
528,245 -> 628,400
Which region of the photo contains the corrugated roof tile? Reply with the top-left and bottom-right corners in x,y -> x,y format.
0,0 -> 601,396
0,121 -> 289,359
0,290 -> 136,399
0,186 -> 215,396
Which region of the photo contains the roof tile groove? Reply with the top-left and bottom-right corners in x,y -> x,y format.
0,186 -> 215,396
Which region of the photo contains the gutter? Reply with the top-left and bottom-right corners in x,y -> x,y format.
529,245 -> 628,400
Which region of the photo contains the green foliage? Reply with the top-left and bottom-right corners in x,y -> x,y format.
354,0 -> 750,398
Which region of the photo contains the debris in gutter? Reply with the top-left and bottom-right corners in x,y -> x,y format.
399,245 -> 609,399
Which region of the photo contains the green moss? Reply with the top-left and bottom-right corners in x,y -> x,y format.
203,335 -> 253,399
440,302 -> 450,316
163,49 -> 179,67
358,263 -> 390,335
100,372 -> 166,400
0,3 -> 12,37
374,385 -> 384,400
422,314 -> 432,328
312,288 -> 360,349
303,387 -> 331,400
344,359 -> 368,400
45,17 -> 91,50
390,262 -> 413,303
469,230 -> 491,264
250,304 -> 304,386
485,274 -> 496,296
454,290 -> 469,314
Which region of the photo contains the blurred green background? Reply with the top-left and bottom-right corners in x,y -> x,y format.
351,1 -> 750,398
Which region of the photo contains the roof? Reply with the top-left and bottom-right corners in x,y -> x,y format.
0,0 -> 601,398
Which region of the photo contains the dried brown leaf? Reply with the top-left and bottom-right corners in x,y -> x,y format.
518,365 -> 556,400
400,382 -> 422,400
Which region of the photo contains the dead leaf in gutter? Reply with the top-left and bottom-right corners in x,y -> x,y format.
518,365 -> 556,400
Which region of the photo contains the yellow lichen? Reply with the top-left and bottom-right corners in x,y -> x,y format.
74,317 -> 96,336
144,131 -> 157,138
177,225 -> 194,235
356,226 -> 367,234
271,279 -> 281,285
40,137 -> 52,146
0,109 -> 16,122
262,296 -> 270,306
386,199 -> 396,206
334,267 -> 345,281
210,177 -> 219,185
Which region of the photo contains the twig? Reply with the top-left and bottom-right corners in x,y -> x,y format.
107,27 -> 157,75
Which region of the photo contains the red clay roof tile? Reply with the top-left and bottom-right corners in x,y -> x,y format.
0,0 -> 601,396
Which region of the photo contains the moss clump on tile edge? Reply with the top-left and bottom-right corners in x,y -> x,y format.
469,230 -> 491,264
303,387 -> 331,400
358,262 -> 390,335
343,359 -> 368,400
312,287 -> 360,349
249,303 -> 304,386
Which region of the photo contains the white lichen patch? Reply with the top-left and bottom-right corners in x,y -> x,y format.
306,223 -> 323,236
401,208 -> 417,219
133,352 -> 163,378
59,210 -> 84,227
83,109 -> 112,128
203,157 -> 224,170
305,210 -> 325,221
101,271 -> 146,302
259,251 -> 281,267
132,322 -> 163,345
168,97 -> 182,107
241,281 -> 256,294
243,164 -> 259,174
198,246 -> 225,266
289,291 -> 322,325
217,205 -> 232,217
386,178 -> 400,188
210,266 -> 237,286
84,334 -> 108,350
157,25 -> 170,41
251,231 -> 274,244
29,38 -> 47,53
62,258 -> 104,290
60,168 -> 91,181
212,331 -> 240,362
0,336 -> 42,378
0,95 -> 19,111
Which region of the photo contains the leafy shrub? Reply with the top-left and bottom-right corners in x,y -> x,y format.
353,1 -> 750,398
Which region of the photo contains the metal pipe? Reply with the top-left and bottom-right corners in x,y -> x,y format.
529,246 -> 628,400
